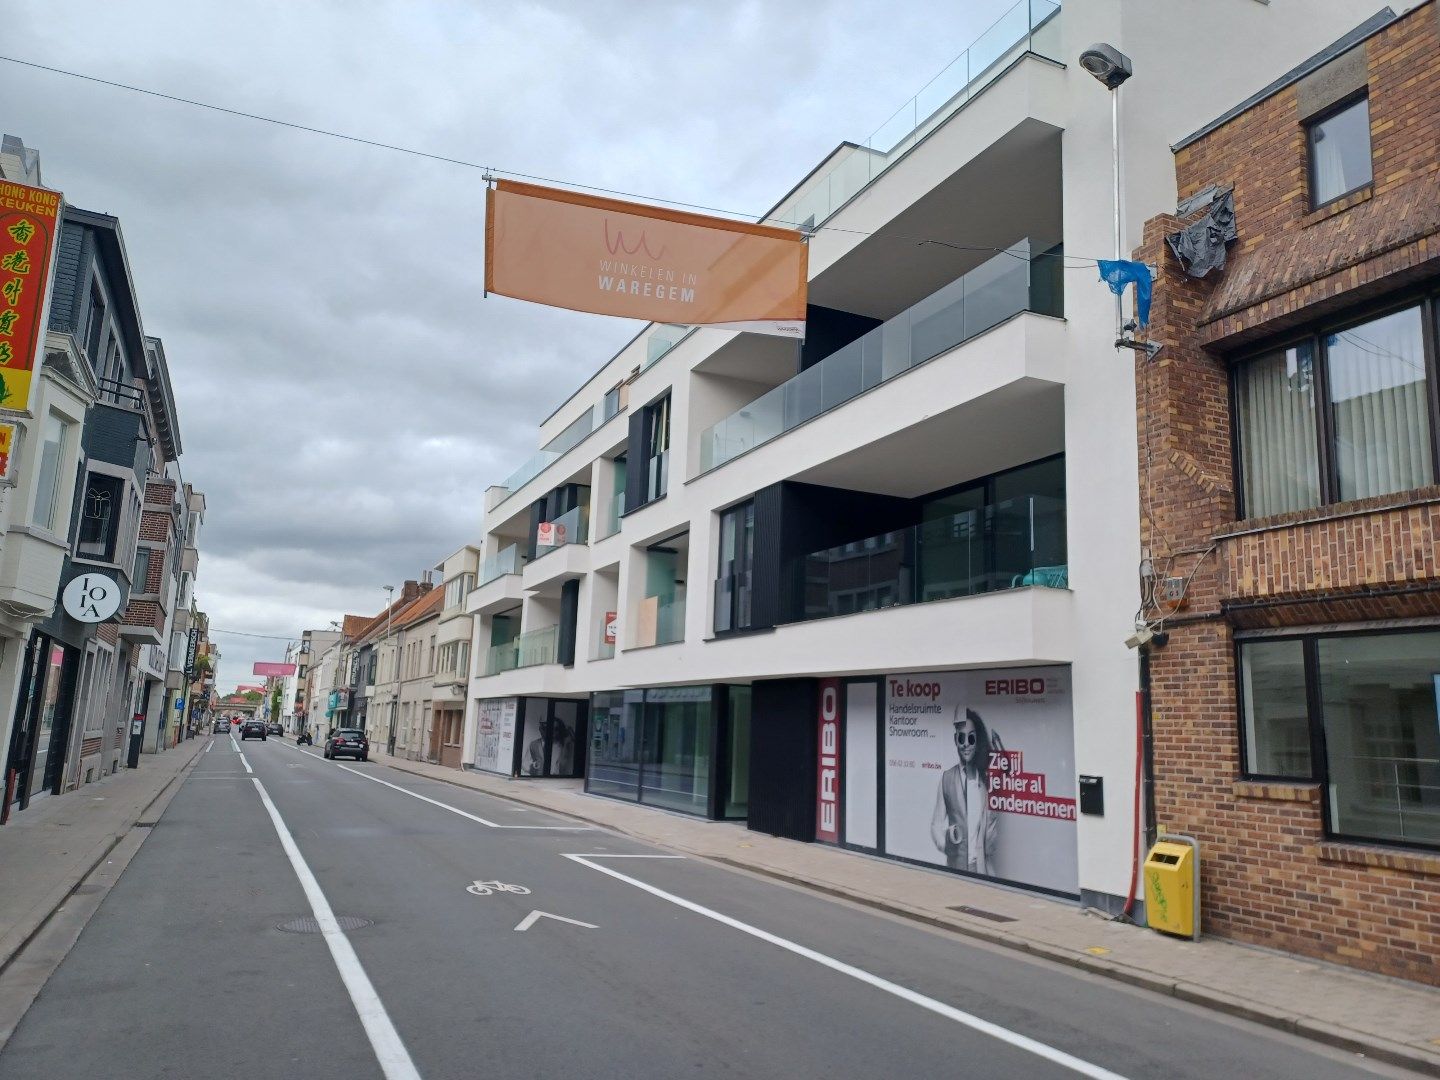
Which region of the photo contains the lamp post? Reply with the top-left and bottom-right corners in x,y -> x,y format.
1079,42 -> 1134,343
383,584 -> 394,751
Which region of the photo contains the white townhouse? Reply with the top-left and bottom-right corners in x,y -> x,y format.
462,0 -> 1390,912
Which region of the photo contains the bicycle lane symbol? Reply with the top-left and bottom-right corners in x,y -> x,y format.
466,880 -> 531,897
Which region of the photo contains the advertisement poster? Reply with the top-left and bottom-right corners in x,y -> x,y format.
486,180 -> 807,339
883,667 -> 1078,895
474,697 -> 518,775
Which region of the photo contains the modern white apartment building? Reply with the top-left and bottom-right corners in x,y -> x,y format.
462,0 -> 1393,910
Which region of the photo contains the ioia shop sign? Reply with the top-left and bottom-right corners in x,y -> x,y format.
61,572 -> 121,622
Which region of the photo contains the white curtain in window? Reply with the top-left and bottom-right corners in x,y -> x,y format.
1236,346 -> 1321,517
1327,306 -> 1431,501
1311,126 -> 1347,203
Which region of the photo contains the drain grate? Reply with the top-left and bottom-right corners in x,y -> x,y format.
947,905 -> 1017,923
277,915 -> 372,933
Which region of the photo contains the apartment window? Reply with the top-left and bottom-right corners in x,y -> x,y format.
83,283 -> 106,364
1307,95 -> 1371,208
31,413 -> 69,531
602,384 -> 621,422
443,573 -> 474,609
1234,298 -> 1437,518
713,501 -> 755,634
1237,630 -> 1440,849
77,473 -> 126,559
133,547 -> 153,592
644,394 -> 670,503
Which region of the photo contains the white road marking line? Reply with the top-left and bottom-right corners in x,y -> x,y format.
562,854 -> 1131,1080
251,778 -> 420,1080
514,910 -> 597,932
239,753 -> 253,775
285,745 -> 589,831
204,740 -> 213,754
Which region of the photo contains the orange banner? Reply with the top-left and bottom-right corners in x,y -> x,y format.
0,180 -> 62,415
0,421 -> 14,481
485,181 -> 807,339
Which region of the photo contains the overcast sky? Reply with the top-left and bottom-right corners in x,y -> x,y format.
3,0 -> 1016,692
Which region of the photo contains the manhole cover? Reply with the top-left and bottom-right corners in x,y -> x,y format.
277,915 -> 372,933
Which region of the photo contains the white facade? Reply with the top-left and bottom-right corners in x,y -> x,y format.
461,0 -> 1398,907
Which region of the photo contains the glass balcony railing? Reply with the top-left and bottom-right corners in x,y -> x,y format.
791,495 -> 1066,624
498,403 -> 604,501
483,624 -> 560,675
533,504 -> 589,558
700,241 -> 1061,472
478,543 -> 523,586
633,595 -> 685,647
766,0 -> 1061,232
644,324 -> 691,369
596,491 -> 625,540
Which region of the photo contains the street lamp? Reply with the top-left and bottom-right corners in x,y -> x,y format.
383,584 -> 395,753
1080,42 -> 1134,342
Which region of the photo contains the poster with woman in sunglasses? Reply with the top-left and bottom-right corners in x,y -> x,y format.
929,705 -> 1003,874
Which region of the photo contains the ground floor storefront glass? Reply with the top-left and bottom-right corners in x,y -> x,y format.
473,696 -> 587,778
587,685 -> 750,819
1240,627 -> 1440,848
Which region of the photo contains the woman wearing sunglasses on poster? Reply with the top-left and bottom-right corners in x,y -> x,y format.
930,704 -> 1002,875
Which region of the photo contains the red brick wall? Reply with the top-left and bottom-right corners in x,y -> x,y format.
1136,4 -> 1440,984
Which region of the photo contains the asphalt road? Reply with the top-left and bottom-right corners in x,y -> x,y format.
0,734 -> 1417,1079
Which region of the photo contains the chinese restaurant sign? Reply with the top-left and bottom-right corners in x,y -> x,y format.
485,180 -> 808,339
0,181 -> 62,415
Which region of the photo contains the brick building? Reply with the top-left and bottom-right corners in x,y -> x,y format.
1134,2 -> 1440,982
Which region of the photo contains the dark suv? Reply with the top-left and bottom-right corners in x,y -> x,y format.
324,728 -> 369,762
239,720 -> 267,741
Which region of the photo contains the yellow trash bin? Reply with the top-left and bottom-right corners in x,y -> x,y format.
1144,838 -> 1198,938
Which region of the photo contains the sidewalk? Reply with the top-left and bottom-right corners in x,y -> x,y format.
377,750 -> 1440,1076
0,737 -> 205,974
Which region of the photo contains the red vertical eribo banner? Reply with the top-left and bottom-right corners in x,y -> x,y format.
0,180 -> 63,415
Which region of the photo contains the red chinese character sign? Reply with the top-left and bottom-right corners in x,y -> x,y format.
0,181 -> 62,416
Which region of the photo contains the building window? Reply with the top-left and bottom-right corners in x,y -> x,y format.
31,413 -> 69,532
713,501 -> 754,634
133,547 -> 153,591
1233,298 -> 1437,518
644,394 -> 670,503
77,473 -> 126,560
1237,629 -> 1440,849
1307,95 -> 1371,208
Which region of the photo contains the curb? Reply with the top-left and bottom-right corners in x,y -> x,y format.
0,740 -> 206,980
377,757 -> 1440,1077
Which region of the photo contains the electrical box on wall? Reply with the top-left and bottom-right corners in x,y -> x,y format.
1078,775 -> 1104,815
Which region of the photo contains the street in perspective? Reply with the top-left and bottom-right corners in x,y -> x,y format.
2,0 -> 1440,1077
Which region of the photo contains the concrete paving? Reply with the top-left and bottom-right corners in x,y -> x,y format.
373,748 -> 1440,1076
0,736 -> 205,974
0,735 -> 1426,1078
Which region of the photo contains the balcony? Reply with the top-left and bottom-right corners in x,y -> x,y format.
595,492 -> 625,541
787,495 -> 1066,625
766,0 -> 1061,231
496,390 -> 621,510
484,624 -> 560,675
469,544 -> 526,615
479,543 -> 523,586
699,240 -> 1062,473
633,595 -> 684,648
525,507 -> 591,593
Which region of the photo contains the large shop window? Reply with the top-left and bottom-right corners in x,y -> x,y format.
1238,630 -> 1440,849
1234,299 -> 1437,518
587,685 -> 749,819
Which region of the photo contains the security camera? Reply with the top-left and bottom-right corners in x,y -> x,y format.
1124,626 -> 1154,650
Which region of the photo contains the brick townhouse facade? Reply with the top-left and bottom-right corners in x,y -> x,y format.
1134,2 -> 1440,983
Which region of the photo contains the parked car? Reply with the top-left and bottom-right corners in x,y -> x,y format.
266,723 -> 282,736
324,728 -> 369,762
239,720 -> 267,741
